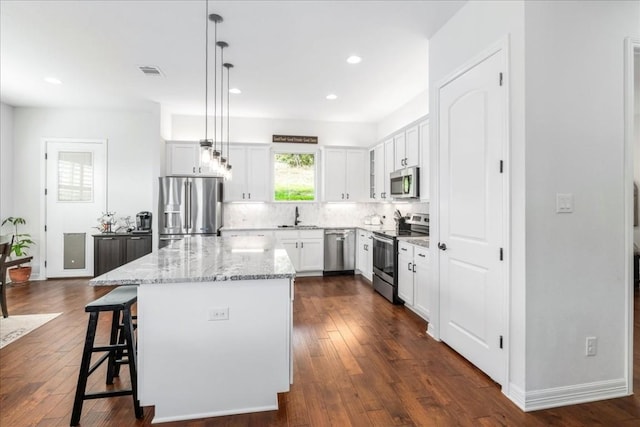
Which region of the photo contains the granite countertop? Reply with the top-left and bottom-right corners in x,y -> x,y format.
90,235 -> 296,286
398,236 -> 429,248
220,225 -> 391,232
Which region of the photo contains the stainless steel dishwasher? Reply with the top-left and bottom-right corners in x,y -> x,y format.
324,229 -> 356,274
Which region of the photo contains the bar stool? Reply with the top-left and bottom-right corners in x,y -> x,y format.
70,286 -> 143,426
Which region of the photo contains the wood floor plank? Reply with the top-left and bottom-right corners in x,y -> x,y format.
1,277 -> 639,426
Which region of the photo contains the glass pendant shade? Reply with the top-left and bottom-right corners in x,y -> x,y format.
199,139 -> 212,164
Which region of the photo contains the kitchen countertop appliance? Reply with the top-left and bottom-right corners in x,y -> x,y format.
372,213 -> 429,303
158,176 -> 223,248
324,228 -> 356,274
134,211 -> 152,233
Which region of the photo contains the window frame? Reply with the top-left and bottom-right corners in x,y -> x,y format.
271,145 -> 320,203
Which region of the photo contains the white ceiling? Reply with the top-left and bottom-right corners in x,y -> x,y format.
0,0 -> 465,123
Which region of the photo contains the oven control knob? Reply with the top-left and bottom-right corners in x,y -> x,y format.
438,242 -> 447,251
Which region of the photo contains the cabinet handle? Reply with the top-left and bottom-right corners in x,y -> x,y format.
401,247 -> 407,251
193,166 -> 196,173
248,193 -> 251,199
296,242 -> 298,249
372,193 -> 376,199
418,253 -> 426,258
242,193 -> 245,199
199,167 -> 202,173
346,193 -> 350,199
342,193 -> 344,199
412,263 -> 416,273
301,242 -> 304,249
101,237 -> 114,240
130,237 -> 141,240
408,262 -> 412,271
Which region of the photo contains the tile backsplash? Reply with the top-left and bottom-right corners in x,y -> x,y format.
223,202 -> 429,229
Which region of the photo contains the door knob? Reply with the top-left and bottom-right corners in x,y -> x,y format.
438,242 -> 447,251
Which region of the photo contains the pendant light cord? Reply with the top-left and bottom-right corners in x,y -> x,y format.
204,0 -> 209,141
213,17 -> 218,154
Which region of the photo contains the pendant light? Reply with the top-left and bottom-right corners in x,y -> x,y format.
209,12 -> 223,174
217,40 -> 229,174
199,0 -> 213,168
223,62 -> 234,180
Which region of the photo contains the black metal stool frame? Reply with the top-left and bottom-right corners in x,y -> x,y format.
70,289 -> 143,426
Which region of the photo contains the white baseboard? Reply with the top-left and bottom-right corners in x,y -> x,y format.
507,378 -> 629,411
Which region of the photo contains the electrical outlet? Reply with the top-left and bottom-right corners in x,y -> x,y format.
586,336 -> 597,356
208,307 -> 229,321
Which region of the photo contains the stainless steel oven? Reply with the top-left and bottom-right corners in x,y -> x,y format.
372,233 -> 397,303
372,212 -> 429,304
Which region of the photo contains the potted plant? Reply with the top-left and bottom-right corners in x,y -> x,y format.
1,216 -> 35,283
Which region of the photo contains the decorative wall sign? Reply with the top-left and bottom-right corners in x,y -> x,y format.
272,135 -> 318,144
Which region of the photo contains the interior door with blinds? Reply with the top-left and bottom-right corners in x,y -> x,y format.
45,139 -> 106,278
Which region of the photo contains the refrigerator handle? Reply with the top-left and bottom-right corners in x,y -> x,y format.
184,181 -> 190,230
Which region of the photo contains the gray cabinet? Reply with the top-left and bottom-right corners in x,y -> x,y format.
93,233 -> 152,276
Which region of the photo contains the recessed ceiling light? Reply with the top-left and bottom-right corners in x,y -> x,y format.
44,77 -> 62,85
229,88 -> 242,94
326,94 -> 337,100
346,55 -> 362,64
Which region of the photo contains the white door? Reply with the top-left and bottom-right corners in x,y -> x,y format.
46,140 -> 107,277
397,243 -> 414,305
245,146 -> 270,201
298,238 -> 324,272
438,48 -> 506,384
324,149 -> 347,201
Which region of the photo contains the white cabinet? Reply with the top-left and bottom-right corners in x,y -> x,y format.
220,229 -> 274,238
167,142 -> 216,175
413,244 -> 430,320
224,145 -> 270,202
323,148 -> 366,202
394,125 -> 420,170
397,241 -> 415,305
275,229 -> 324,273
419,119 -> 430,201
396,240 -> 430,321
370,140 -> 394,201
356,229 -> 373,281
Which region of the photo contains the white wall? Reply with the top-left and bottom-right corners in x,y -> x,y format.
376,89 -> 429,140
171,115 -> 377,148
0,103 -> 14,224
634,52 -> 640,246
524,0 -> 639,393
12,107 -> 162,277
428,0 -> 527,397
429,0 -> 640,410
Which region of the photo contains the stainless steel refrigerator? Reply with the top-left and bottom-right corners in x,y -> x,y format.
158,176 -> 223,248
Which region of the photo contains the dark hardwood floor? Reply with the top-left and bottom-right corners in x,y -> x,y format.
1,276 -> 639,426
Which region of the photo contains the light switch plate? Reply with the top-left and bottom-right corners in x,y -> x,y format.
556,193 -> 574,213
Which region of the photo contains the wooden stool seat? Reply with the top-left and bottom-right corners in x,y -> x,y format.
70,286 -> 143,426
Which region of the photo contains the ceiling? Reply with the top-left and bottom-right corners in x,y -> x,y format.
0,0 -> 465,123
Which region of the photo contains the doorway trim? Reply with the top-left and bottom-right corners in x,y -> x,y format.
39,137 -> 108,279
624,37 -> 639,396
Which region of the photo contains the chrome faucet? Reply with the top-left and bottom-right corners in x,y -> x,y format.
294,206 -> 301,226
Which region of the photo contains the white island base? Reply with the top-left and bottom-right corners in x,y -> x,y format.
137,278 -> 293,424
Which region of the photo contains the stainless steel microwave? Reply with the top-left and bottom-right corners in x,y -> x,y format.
390,167 -> 419,199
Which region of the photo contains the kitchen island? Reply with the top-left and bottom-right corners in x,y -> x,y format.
90,235 -> 296,424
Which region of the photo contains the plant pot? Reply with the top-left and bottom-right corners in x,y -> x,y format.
8,266 -> 32,284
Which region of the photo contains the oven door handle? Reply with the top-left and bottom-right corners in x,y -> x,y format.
372,234 -> 394,245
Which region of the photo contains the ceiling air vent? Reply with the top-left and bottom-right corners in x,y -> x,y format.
138,65 -> 163,77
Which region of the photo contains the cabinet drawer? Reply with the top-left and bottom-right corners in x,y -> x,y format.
414,246 -> 428,261
398,240 -> 413,254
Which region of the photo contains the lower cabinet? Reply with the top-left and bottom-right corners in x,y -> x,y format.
356,229 -> 373,281
93,233 -> 152,277
275,229 -> 324,273
397,240 -> 430,321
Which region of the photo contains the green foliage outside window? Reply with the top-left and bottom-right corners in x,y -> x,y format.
274,153 -> 315,201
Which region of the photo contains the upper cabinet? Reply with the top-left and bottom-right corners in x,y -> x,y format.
224,145 -> 270,202
166,141 -> 230,176
369,115 -> 429,202
166,142 -> 202,175
323,148 -> 366,202
394,124 -> 419,170
419,119 -> 430,201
